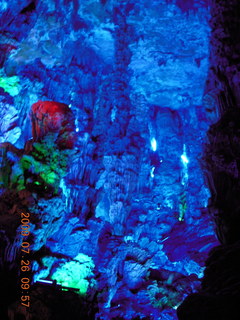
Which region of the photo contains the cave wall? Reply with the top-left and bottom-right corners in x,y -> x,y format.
0,1 -> 221,319
178,1 -> 240,319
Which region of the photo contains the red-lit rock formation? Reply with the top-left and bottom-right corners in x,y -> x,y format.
30,100 -> 75,149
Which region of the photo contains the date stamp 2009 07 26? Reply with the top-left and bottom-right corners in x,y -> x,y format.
19,212 -> 31,308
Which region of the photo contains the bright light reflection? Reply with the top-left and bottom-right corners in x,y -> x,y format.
151,138 -> 157,152
150,167 -> 155,178
181,154 -> 189,164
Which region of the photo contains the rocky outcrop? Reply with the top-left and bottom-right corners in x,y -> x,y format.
178,1 -> 240,319
0,1 -> 220,320
30,100 -> 76,149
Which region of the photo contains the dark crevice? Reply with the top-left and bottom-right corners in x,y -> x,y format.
20,1 -> 36,14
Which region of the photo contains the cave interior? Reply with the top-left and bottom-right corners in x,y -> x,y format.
0,0 -> 240,319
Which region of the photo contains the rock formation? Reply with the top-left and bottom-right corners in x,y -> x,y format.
1,0 -> 237,319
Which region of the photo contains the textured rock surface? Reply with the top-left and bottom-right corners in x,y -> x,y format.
30,100 -> 76,148
0,1 -> 224,319
178,1 -> 240,319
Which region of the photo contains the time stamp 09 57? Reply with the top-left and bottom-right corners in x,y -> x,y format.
20,212 -> 31,308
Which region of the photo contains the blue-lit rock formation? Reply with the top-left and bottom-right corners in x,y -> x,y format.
0,0 -> 234,319
178,1 -> 240,319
